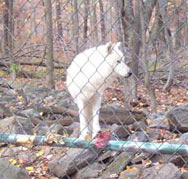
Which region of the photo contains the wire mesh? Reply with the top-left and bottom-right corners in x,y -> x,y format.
0,0 -> 187,178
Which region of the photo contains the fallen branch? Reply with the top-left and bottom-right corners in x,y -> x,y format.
30,116 -> 75,126
0,61 -> 66,70
33,105 -> 146,125
37,106 -> 78,117
18,61 -> 66,69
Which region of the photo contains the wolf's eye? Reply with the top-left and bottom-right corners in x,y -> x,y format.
117,60 -> 121,64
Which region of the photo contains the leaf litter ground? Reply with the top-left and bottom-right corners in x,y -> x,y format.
0,77 -> 187,178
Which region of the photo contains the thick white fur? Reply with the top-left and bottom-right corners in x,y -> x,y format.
66,42 -> 131,138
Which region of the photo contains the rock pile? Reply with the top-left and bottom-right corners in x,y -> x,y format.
0,87 -> 187,178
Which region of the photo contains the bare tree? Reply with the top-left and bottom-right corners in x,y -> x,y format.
3,0 -> 9,54
72,0 -> 79,53
56,0 -> 63,40
83,0 -> 89,48
158,0 -> 177,91
174,0 -> 187,48
174,7 -> 182,49
120,0 -> 140,104
140,0 -> 156,112
3,0 -> 14,56
99,0 -> 106,43
44,0 -> 55,89
109,0 -> 113,41
120,0 -> 157,105
182,0 -> 188,45
114,0 -> 122,42
148,2 -> 165,49
120,0 -> 134,46
30,0 -> 36,38
91,0 -> 98,44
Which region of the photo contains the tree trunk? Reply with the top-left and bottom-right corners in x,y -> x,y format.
120,0 -> 134,46
159,0 -> 176,91
174,0 -> 187,49
3,0 -> 14,56
120,0 -> 157,105
140,0 -> 156,112
114,0 -> 122,42
44,0 -> 55,89
174,8 -> 182,49
3,0 -> 9,54
99,0 -> 106,43
31,0 -> 36,38
91,0 -> 98,44
144,0 -> 158,29
8,0 -> 13,54
183,0 -> 188,45
120,0 -> 140,104
56,0 -> 63,40
72,0 -> 79,53
148,2 -> 162,43
109,0 -> 113,41
83,0 -> 89,49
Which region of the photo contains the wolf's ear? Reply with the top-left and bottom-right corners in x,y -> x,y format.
115,42 -> 121,49
106,42 -> 113,54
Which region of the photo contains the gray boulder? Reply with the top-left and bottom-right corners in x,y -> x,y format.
167,103 -> 188,132
35,122 -> 49,136
75,162 -> 104,179
111,124 -> 129,139
128,131 -> 149,142
0,116 -> 33,134
101,152 -> 135,179
48,148 -> 102,178
141,163 -> 180,179
0,159 -> 29,179
149,113 -> 170,130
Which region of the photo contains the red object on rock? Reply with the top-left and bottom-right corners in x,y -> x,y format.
94,130 -> 111,148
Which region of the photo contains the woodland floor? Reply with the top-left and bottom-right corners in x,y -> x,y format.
0,75 -> 187,178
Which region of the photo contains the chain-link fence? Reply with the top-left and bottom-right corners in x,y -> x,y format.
0,0 -> 188,178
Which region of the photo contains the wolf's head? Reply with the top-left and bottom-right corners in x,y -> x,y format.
106,42 -> 132,78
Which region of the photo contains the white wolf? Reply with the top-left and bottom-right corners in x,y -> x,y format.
66,42 -> 132,139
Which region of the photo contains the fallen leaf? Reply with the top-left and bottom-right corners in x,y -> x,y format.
126,166 -> 138,172
163,119 -> 169,125
25,166 -> 34,171
36,151 -> 44,157
45,154 -> 53,160
139,102 -> 145,106
142,159 -> 152,167
180,168 -> 187,173
9,145 -> 15,148
17,96 -> 24,100
146,119 -> 152,125
43,161 -> 48,170
19,158 -> 28,164
85,135 -> 92,141
9,159 -> 17,165
46,132 -> 65,145
17,101 -> 23,105
160,129 -> 166,137
110,173 -> 118,178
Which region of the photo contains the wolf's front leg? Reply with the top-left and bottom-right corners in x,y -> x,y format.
79,114 -> 89,139
91,95 -> 102,138
92,113 -> 101,138
77,101 -> 89,139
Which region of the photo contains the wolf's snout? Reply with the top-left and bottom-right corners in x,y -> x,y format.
128,72 -> 132,76
126,71 -> 132,78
